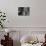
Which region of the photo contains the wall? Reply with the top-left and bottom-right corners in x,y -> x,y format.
3,0 -> 32,27
32,0 -> 46,27
0,0 -> 46,27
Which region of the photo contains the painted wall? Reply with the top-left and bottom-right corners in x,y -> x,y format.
0,0 -> 46,27
31,0 -> 46,27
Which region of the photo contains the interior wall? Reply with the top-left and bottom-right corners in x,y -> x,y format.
31,0 -> 46,27
0,0 -> 46,27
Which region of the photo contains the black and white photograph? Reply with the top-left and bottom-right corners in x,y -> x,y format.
18,7 -> 30,16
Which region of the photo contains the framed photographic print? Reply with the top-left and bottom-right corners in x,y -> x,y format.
18,7 -> 30,16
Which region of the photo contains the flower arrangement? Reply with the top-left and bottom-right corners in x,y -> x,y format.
0,10 -> 6,28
